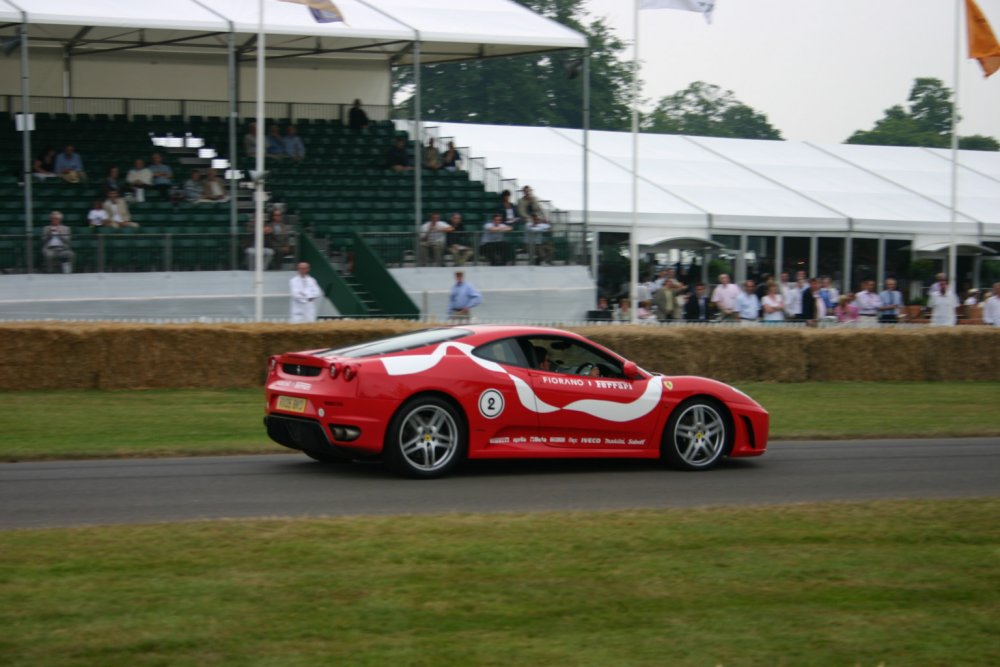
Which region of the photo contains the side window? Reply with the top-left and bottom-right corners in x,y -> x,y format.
525,336 -> 625,379
473,338 -> 529,368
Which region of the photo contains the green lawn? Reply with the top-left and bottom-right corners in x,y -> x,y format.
0,382 -> 997,461
1,500 -> 997,666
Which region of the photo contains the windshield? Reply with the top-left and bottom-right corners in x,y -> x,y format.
316,328 -> 471,359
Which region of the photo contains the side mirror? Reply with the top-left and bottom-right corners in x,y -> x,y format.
622,361 -> 639,379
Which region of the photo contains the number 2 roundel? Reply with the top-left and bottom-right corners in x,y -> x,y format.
478,389 -> 505,419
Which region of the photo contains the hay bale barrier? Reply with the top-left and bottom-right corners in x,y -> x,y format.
0,322 -> 997,391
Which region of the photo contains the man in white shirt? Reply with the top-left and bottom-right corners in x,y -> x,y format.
126,158 -> 153,203
289,262 -> 323,323
710,273 -> 741,321
854,279 -> 882,326
102,191 -> 139,228
781,270 -> 805,320
982,282 -> 1000,327
419,212 -> 453,267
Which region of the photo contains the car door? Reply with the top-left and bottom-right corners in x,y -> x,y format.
468,336 -> 541,450
524,335 -> 663,451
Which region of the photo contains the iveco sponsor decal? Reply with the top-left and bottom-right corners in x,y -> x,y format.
489,435 -> 646,446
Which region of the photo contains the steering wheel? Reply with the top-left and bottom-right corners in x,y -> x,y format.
575,362 -> 595,376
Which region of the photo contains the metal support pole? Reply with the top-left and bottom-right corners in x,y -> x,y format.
227,30 -> 239,270
948,0 -> 961,288
876,236 -> 886,284
254,0 -> 266,321
628,0 -> 640,324
809,236 -> 818,278
582,48 -> 592,277
413,40 -> 422,257
19,21 -> 33,274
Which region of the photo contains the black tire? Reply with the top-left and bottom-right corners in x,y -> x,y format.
661,398 -> 731,471
384,396 -> 466,478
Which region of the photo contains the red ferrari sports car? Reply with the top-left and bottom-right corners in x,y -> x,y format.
264,325 -> 768,477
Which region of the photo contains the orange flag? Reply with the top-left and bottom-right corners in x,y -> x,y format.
967,0 -> 1000,77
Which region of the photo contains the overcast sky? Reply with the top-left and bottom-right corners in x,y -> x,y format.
582,0 -> 1000,144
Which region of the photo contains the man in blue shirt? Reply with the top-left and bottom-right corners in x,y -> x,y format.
447,271 -> 482,322
53,145 -> 86,183
734,279 -> 761,324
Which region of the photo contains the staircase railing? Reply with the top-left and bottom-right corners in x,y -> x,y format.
350,232 -> 420,319
298,233 -> 368,316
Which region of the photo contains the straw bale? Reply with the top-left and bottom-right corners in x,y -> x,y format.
803,329 -> 931,382
0,324 -> 105,390
921,328 -> 1000,381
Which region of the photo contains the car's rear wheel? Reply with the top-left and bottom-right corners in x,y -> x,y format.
384,396 -> 466,478
662,398 -> 730,470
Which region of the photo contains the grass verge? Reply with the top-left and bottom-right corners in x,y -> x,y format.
1,499 -> 997,666
0,382 -> 997,461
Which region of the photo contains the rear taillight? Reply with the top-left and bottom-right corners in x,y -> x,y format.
329,362 -> 339,379
343,365 -> 357,381
267,357 -> 277,374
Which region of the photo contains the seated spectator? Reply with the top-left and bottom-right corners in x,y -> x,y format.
268,208 -> 293,260
266,125 -> 286,160
524,213 -> 553,265
481,213 -> 513,266
423,138 -> 441,170
126,159 -> 153,203
101,166 -> 123,198
149,152 -> 178,201
835,293 -> 859,323
102,191 -> 139,228
32,147 -> 57,181
41,211 -> 74,273
283,125 -> 306,161
441,141 -> 460,171
87,200 -> 109,229
419,212 -> 453,266
497,190 -> 521,227
244,216 -> 277,271
184,170 -> 205,203
39,146 -> 57,173
447,213 -> 473,266
348,99 -> 369,131
385,136 -> 413,171
200,168 -> 229,203
53,144 -> 86,183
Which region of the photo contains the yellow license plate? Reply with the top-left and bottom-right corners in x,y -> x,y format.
276,395 -> 307,413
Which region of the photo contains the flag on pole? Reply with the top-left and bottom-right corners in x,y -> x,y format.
640,0 -> 715,24
280,0 -> 345,24
967,0 -> 1000,77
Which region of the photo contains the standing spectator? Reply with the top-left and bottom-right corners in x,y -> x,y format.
711,273 -> 740,321
441,141 -> 461,171
781,270 -> 805,319
41,211 -> 74,273
963,289 -> 980,320
423,138 -> 441,170
447,213 -> 473,266
855,279 -> 882,326
615,297 -> 632,322
683,282 -> 712,322
243,122 -> 258,160
516,185 -> 542,220
652,280 -> 675,322
53,145 -> 86,183
929,277 -> 959,326
283,125 -> 306,161
266,125 -> 286,160
524,213 -> 553,265
801,277 -> 827,327
385,136 -> 413,171
447,271 -> 482,322
819,276 -> 839,311
735,280 -> 761,324
102,166 -> 123,198
126,159 -> 153,203
289,262 -> 322,323
87,200 -> 109,229
481,214 -> 512,266
184,170 -> 205,203
103,191 -> 139,228
419,212 -> 453,266
982,282 -> 1000,326
149,152 -> 176,200
348,99 -> 369,131
835,294 -> 859,324
929,273 -> 948,296
761,283 -> 785,323
879,278 -> 904,323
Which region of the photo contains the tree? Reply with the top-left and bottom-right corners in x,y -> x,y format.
846,77 -> 999,151
392,0 -> 634,130
642,81 -> 783,140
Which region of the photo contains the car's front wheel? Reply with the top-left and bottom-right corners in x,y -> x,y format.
384,396 -> 466,478
662,398 -> 730,470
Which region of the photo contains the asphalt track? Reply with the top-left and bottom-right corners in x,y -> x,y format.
1,438 -> 997,529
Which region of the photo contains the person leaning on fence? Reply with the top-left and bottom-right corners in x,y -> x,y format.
734,280 -> 761,325
41,211 -> 74,274
711,273 -> 740,321
448,271 -> 482,322
879,278 -> 904,323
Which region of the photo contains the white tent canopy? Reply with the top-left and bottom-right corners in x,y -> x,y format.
0,0 -> 586,64
425,121 -> 1000,246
